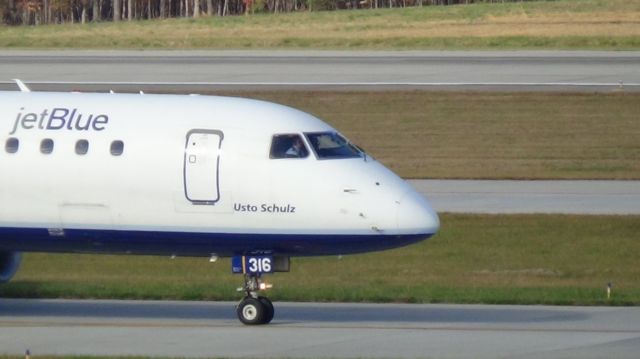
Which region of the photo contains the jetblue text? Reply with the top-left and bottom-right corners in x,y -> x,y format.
9,107 -> 109,135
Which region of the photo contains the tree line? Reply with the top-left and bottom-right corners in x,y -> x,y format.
1,0 -> 532,25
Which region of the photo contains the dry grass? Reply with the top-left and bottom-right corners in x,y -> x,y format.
0,0 -> 639,49
211,91 -> 640,180
419,13 -> 640,38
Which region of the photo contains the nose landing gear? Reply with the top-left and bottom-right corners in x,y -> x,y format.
236,273 -> 274,325
232,255 -> 289,325
237,296 -> 274,325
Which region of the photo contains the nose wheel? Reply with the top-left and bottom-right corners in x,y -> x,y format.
237,296 -> 274,325
259,296 -> 275,323
236,274 -> 275,325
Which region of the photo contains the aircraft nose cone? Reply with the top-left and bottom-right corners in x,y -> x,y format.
397,190 -> 440,235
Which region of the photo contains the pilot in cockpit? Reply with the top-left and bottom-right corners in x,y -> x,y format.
285,136 -> 308,158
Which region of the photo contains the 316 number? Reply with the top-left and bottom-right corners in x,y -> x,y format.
247,257 -> 272,273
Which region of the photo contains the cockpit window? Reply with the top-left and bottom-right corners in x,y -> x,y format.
269,134 -> 309,159
304,132 -> 362,159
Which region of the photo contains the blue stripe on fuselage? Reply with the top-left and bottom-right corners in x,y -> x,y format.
0,227 -> 434,257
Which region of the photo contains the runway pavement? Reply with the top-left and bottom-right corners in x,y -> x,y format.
1,50 -> 639,92
1,299 -> 639,359
411,180 -> 640,215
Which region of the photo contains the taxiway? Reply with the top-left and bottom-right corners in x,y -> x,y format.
411,180 -> 640,215
1,299 -> 639,359
1,50 -> 639,92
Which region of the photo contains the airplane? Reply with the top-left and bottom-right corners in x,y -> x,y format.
0,80 -> 440,325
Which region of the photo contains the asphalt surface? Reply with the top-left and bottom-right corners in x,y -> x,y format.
0,299 -> 639,359
1,50 -> 639,92
411,180 -> 640,215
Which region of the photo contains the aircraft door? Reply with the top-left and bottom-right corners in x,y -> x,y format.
183,129 -> 224,204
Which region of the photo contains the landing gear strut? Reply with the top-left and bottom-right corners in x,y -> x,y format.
236,274 -> 274,325
232,255 -> 288,325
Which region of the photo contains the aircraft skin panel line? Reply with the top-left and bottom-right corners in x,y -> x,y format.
0,89 -> 439,325
183,129 -> 224,205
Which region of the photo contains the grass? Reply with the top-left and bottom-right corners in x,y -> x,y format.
208,90 -> 640,180
1,0 -> 639,49
2,214 -> 640,306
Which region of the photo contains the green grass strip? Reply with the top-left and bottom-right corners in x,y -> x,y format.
2,214 -> 639,306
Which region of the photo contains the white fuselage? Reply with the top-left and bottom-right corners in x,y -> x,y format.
0,91 -> 439,257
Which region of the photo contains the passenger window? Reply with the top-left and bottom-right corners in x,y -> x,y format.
75,140 -> 89,155
40,138 -> 54,154
110,140 -> 124,156
5,138 -> 19,153
269,134 -> 309,159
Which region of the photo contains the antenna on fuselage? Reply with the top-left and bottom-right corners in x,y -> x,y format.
13,79 -> 31,92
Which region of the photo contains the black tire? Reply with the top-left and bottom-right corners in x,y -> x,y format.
258,296 -> 274,324
237,297 -> 266,325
